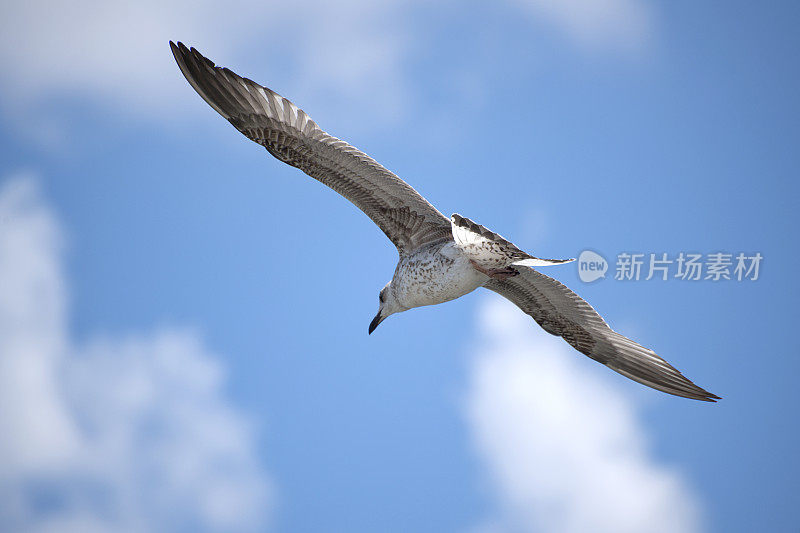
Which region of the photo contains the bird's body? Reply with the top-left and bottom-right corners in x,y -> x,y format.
170,41 -> 719,402
392,240 -> 487,310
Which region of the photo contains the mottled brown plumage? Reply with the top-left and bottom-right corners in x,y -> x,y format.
172,42 -> 450,253
170,41 -> 719,402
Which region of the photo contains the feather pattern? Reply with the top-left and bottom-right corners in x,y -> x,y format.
170,41 -> 451,253
171,41 -> 717,402
485,267 -> 720,401
451,213 -> 573,270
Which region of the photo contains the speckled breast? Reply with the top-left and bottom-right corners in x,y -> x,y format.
392,242 -> 487,309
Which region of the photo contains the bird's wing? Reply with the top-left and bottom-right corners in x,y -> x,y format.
484,266 -> 719,401
170,41 -> 451,253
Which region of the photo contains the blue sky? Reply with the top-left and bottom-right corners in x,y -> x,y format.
0,1 -> 798,532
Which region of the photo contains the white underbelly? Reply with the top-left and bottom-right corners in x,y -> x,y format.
393,243 -> 486,309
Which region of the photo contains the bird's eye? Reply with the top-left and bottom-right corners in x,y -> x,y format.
379,290 -> 385,303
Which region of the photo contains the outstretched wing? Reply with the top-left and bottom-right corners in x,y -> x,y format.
171,41 -> 451,253
485,267 -> 719,401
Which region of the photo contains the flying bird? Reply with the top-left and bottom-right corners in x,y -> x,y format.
170,42 -> 719,402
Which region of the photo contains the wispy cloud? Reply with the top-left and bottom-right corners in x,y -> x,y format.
0,0 -> 413,143
0,0 -> 652,149
0,176 -> 271,532
509,0 -> 652,52
464,296 -> 702,533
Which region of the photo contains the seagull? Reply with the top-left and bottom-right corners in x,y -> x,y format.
171,42 -> 719,402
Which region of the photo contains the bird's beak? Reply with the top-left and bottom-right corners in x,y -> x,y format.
368,311 -> 384,335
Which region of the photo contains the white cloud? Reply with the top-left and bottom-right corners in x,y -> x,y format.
0,176 -> 271,532
0,0 -> 653,148
0,0 -> 412,141
510,0 -> 652,51
464,296 -> 702,533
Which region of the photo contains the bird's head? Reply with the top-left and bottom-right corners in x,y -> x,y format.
368,282 -> 404,334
